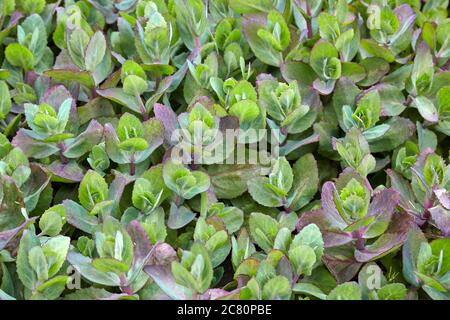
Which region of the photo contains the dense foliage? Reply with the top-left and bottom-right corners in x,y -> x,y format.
0,0 -> 449,300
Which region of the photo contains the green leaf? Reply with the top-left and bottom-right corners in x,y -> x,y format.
376,283 -> 407,300
229,0 -> 273,13
28,246 -> 48,282
5,43 -> 34,71
292,282 -> 327,300
63,200 -> 98,234
360,39 -> 395,62
96,88 -> 142,114
229,100 -> 260,127
78,170 -> 109,211
243,15 -> 283,67
207,164 -> 262,199
85,31 -> 107,72
368,117 -> 415,153
249,212 -> 279,252
318,13 -> 340,43
42,236 -> 70,277
0,81 -> 11,119
67,251 -> 121,287
262,275 -> 292,300
16,230 -> 40,290
327,282 -> 362,300
163,161 -> 210,199
39,205 -> 66,237
123,75 -> 148,96
68,28 -> 89,69
411,42 -> 434,95
171,243 -> 213,294
287,154 -> 319,211
310,41 -> 340,80
247,176 -> 284,207
292,224 -> 324,262
431,238 -> 450,275
92,258 -> 130,274
289,244 -> 316,276
413,96 -> 439,123
44,69 -> 95,88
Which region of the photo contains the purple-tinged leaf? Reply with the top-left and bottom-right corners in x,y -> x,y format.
276,255 -> 294,283
44,69 -> 95,88
138,118 -> 164,163
297,211 -> 353,247
47,160 -> 85,183
144,265 -> 193,300
53,49 -> 78,70
279,133 -> 320,156
434,188 -> 450,210
0,176 -> 25,231
127,220 -> 153,263
12,129 -> 59,159
355,212 -> 413,262
96,88 -> 142,114
0,217 -> 36,251
63,199 -> 99,234
40,85 -> 73,110
63,120 -> 104,158
167,203 -> 196,230
219,115 -> 240,132
23,163 -> 50,212
41,85 -> 79,133
386,169 -> 422,217
280,61 -> 316,86
127,220 -> 157,284
198,288 -> 236,300
313,79 -> 336,95
429,206 -> 450,236
392,4 -> 416,43
153,103 -> 179,144
242,14 -> 283,67
0,11 -> 22,44
319,182 -> 348,229
98,293 -> 138,300
87,0 -> 118,24
104,123 -> 129,164
147,243 -> 177,266
108,172 -> 133,202
362,188 -> 401,238
367,188 -> 400,218
323,245 -> 363,283
77,98 -> 116,125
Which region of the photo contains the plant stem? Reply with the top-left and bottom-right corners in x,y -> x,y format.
129,155 -> 136,176
175,195 -> 182,207
58,142 -> 69,164
92,87 -> 98,99
135,93 -> 148,121
356,237 -> 365,250
292,274 -> 301,286
200,191 -> 207,218
119,275 -> 133,295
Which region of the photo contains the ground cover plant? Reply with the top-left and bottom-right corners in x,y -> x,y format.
0,0 -> 449,301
